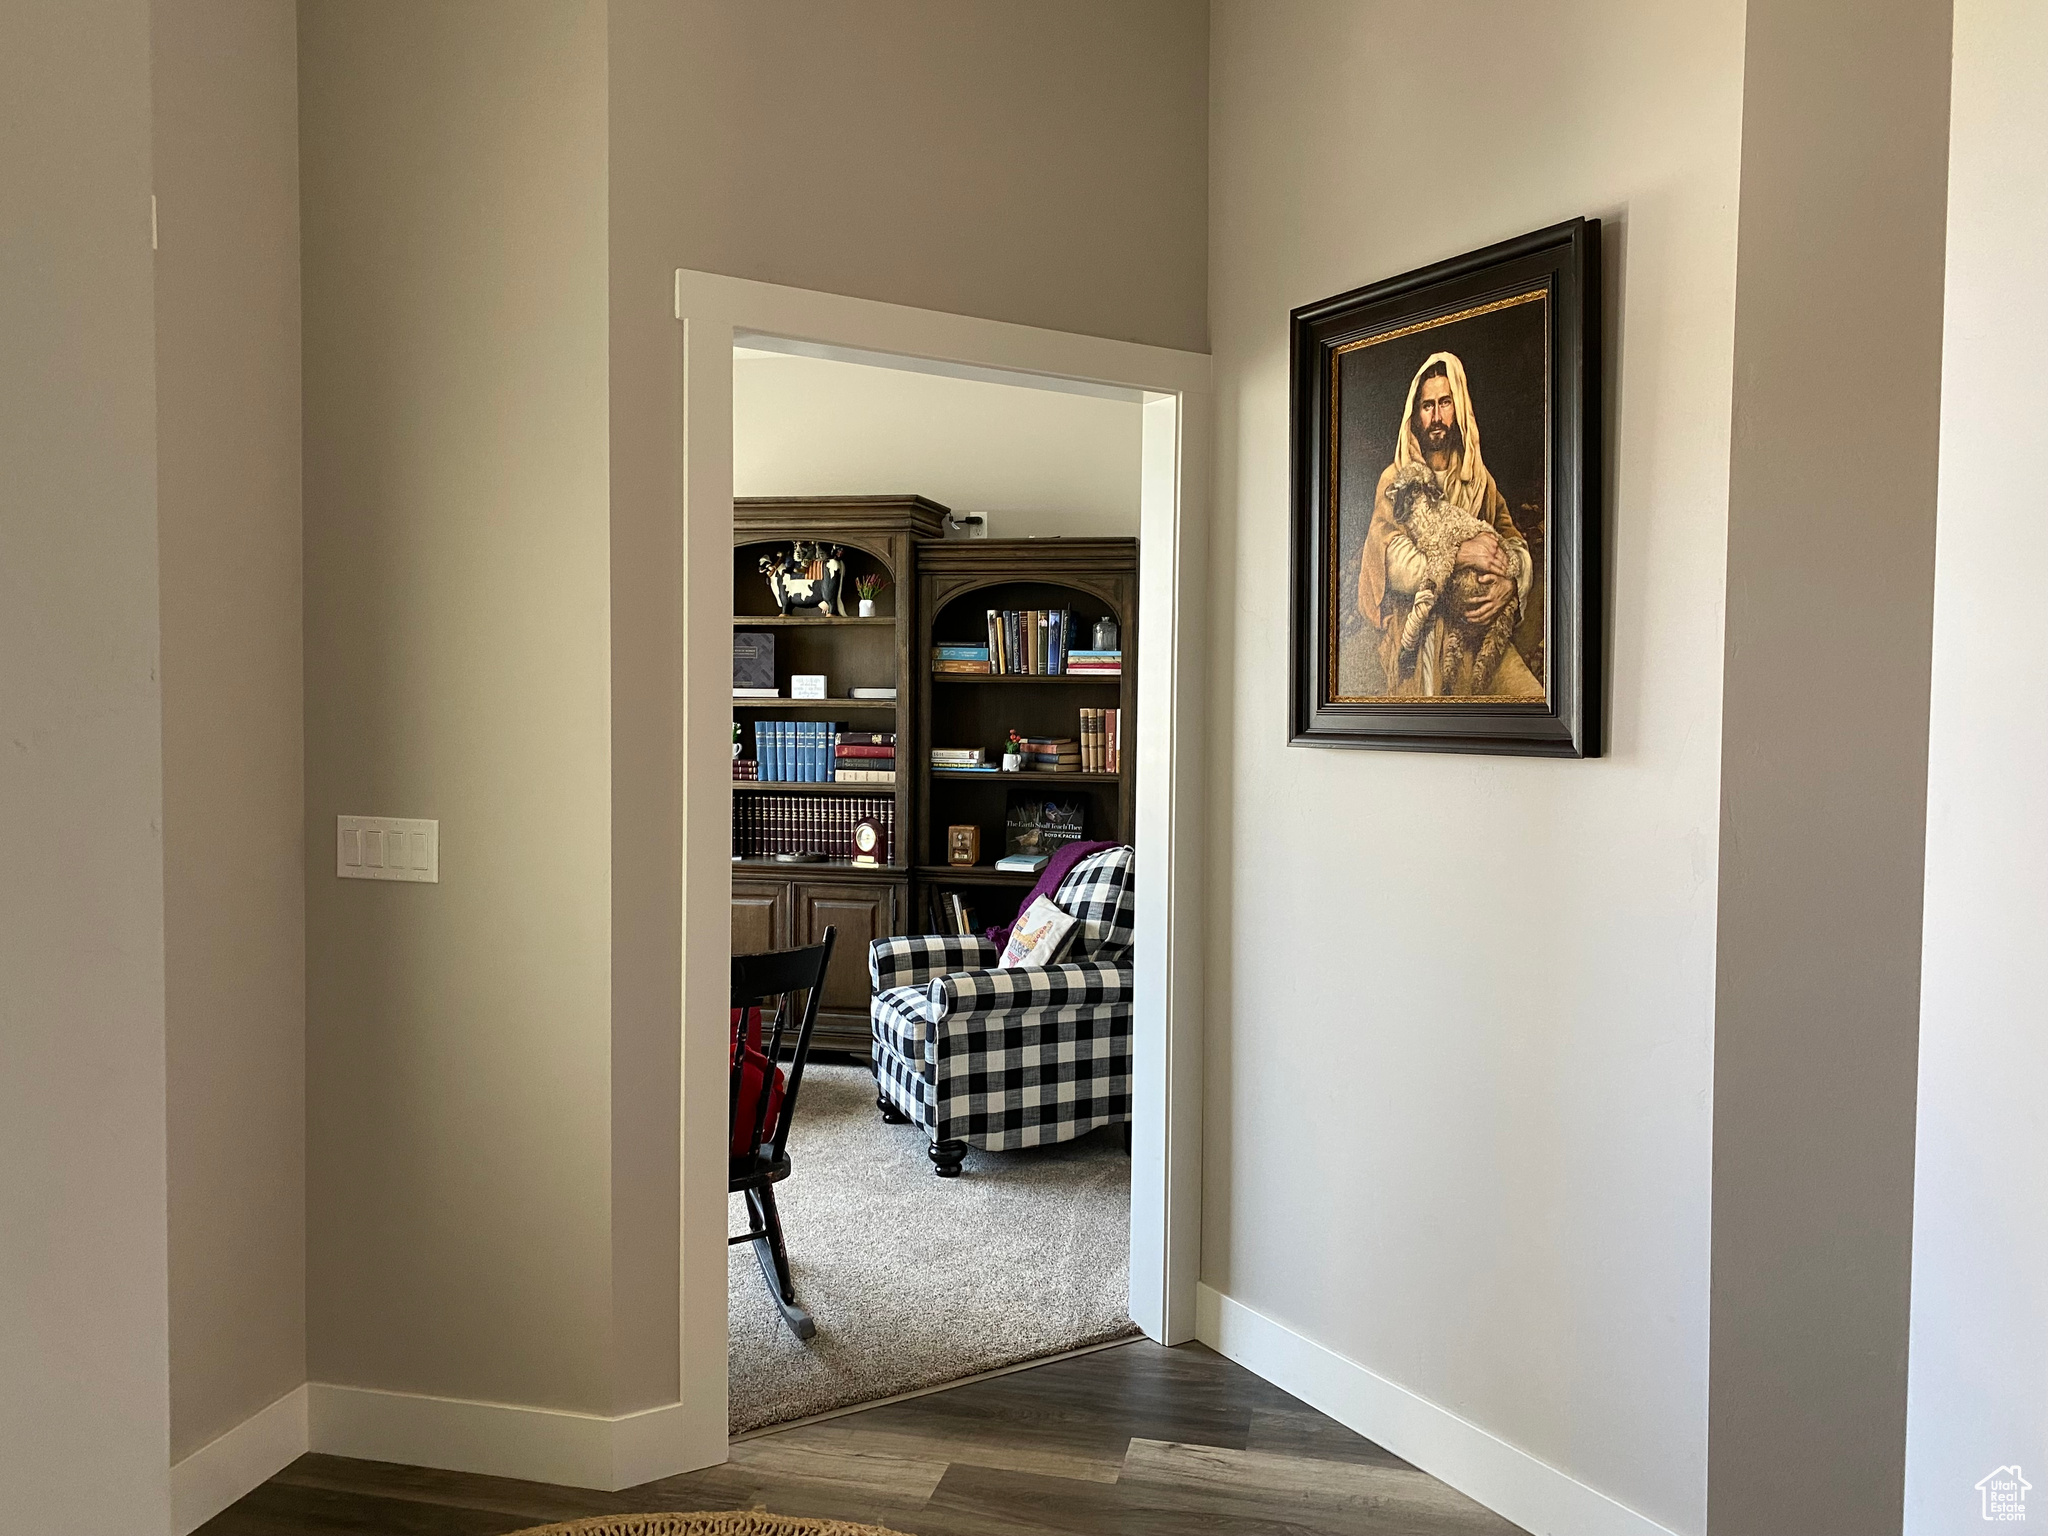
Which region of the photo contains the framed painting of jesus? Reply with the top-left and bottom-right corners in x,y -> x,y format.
1288,217 -> 1601,757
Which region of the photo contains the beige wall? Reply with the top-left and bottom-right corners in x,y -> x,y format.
291,0 -> 1208,1433
1905,6 -> 2048,1527
1206,4 -> 1745,1531
615,0 -> 1208,354
0,2 -> 173,1529
300,0 -> 620,1413
603,0 -> 1211,1416
1706,4 -> 1952,1532
734,351 -> 1143,538
155,0 -> 307,1464
604,16 -> 683,1413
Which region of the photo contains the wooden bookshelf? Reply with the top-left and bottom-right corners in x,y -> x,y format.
732,696 -> 899,710
729,496 -> 945,1053
913,863 -> 1040,887
930,672 -> 1122,686
914,538 -> 1137,937
728,510 -> 1138,1042
929,768 -> 1119,785
734,856 -> 904,876
732,615 -> 896,627
733,780 -> 896,795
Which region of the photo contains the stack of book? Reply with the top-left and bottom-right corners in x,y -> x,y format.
1079,708 -> 1123,772
937,890 -> 980,935
933,644 -> 991,675
732,794 -> 895,862
1020,736 -> 1080,773
1065,648 -> 1122,677
733,757 -> 759,781
754,720 -> 845,782
982,608 -> 1075,675
931,747 -> 993,773
834,731 -> 896,784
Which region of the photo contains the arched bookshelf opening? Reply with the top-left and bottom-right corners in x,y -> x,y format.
915,548 -> 1136,934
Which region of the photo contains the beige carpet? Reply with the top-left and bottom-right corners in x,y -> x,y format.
728,1062 -> 1135,1434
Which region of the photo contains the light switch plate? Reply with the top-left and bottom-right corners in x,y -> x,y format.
337,816 -> 438,882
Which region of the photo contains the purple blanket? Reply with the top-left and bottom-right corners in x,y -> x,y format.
987,838 -> 1120,951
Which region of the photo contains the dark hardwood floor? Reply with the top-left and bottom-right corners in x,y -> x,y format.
199,1340 -> 1527,1536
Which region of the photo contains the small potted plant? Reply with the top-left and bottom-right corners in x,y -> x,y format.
1002,729 -> 1025,772
852,572 -> 891,618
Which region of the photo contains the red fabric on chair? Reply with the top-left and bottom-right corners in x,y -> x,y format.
730,1006 -> 785,1158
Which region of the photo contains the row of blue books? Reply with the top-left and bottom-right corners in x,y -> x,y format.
754,720 -> 841,783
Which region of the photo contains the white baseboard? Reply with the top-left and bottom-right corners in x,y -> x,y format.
1196,1284 -> 1681,1536
171,1384 -> 310,1536
307,1382 -> 715,1491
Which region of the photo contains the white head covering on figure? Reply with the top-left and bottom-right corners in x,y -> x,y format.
1395,351 -> 1489,516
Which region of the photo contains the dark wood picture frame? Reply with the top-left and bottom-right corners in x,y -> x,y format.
1289,217 -> 1601,757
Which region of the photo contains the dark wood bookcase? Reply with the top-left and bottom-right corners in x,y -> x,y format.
730,507 -> 1138,1058
731,496 -> 943,1052
914,537 -> 1138,939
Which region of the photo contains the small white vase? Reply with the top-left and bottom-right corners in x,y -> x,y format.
858,599 -> 876,617
1002,753 -> 1023,772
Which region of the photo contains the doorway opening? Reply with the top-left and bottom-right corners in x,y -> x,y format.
674,270 -> 1208,1465
725,342 -> 1147,1431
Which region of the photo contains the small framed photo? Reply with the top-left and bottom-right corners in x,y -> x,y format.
1290,217 -> 1601,757
947,825 -> 981,866
790,673 -> 828,700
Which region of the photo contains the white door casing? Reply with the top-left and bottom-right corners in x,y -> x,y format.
674,270 -> 1210,1465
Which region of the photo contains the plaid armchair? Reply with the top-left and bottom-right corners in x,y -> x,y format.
869,845 -> 1135,1177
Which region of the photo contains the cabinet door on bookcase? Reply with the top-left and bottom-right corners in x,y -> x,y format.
732,878 -> 792,957
797,880 -> 898,1050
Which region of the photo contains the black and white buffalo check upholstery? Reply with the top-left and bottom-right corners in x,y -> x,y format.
869,845 -> 1135,1155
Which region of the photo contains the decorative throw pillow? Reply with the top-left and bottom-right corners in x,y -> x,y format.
998,894 -> 1079,969
1053,844 -> 1135,961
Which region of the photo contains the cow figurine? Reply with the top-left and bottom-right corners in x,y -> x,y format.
759,541 -> 848,617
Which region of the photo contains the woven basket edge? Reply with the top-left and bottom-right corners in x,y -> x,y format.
504,1514 -> 914,1536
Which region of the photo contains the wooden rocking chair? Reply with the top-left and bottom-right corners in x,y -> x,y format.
729,929 -> 834,1341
